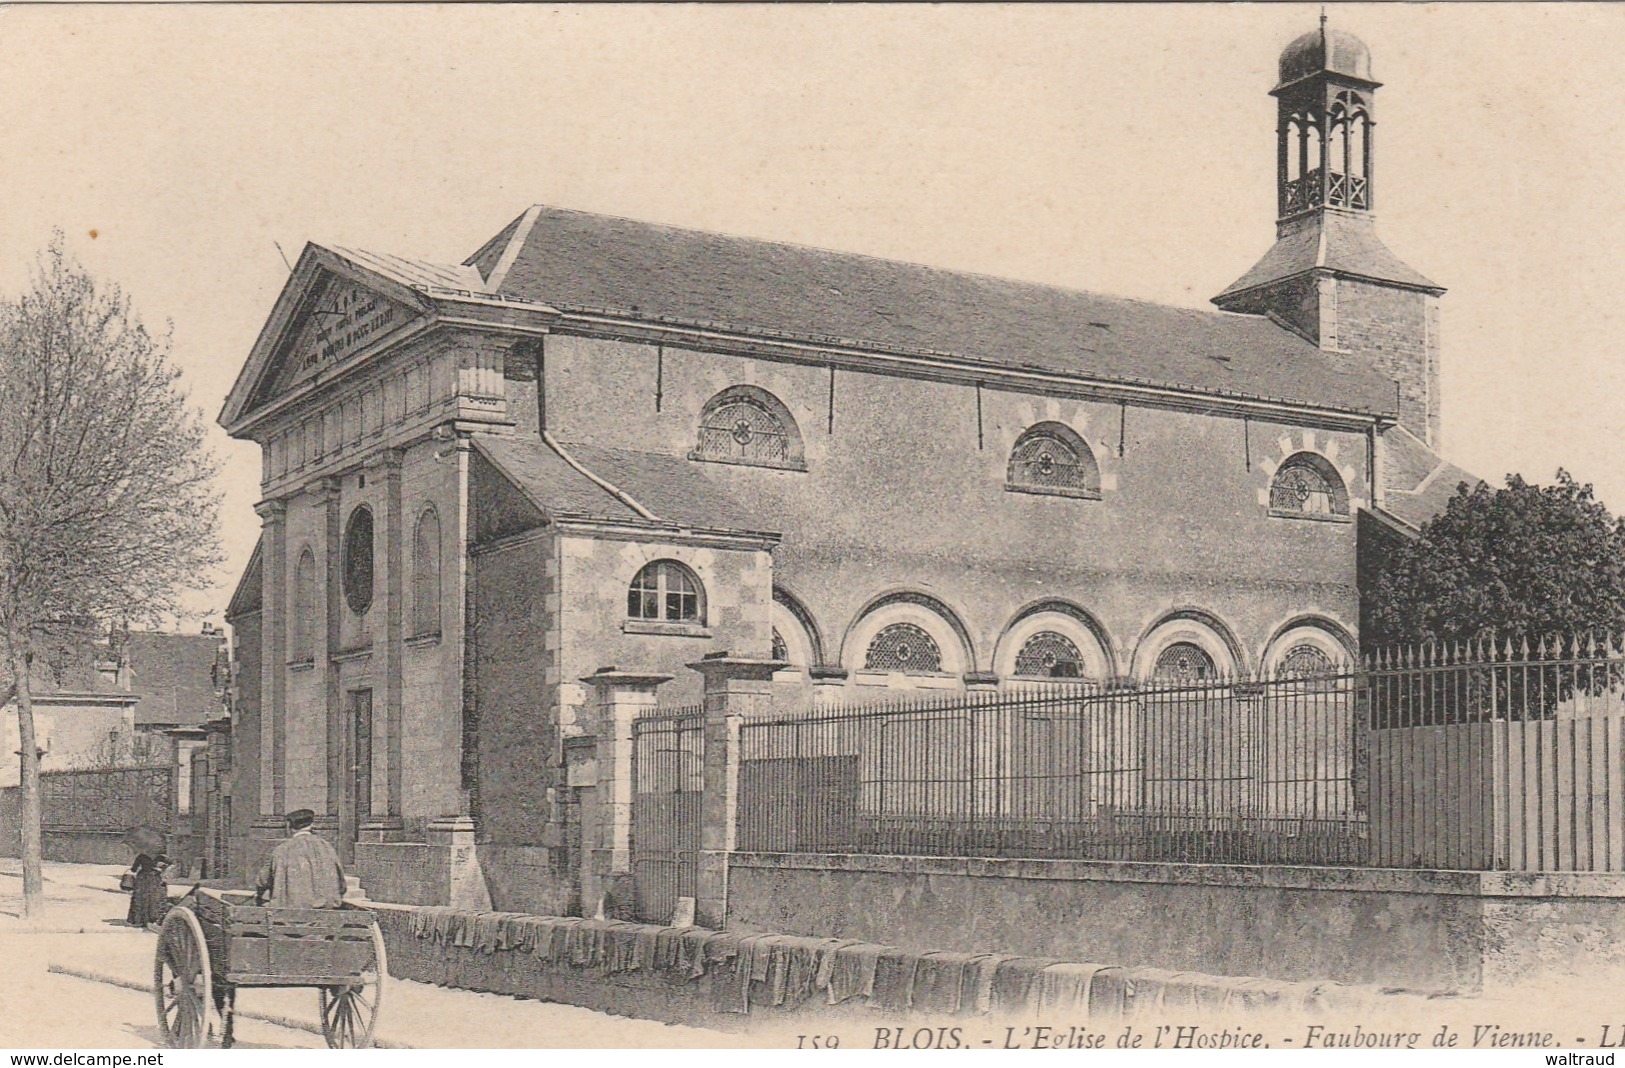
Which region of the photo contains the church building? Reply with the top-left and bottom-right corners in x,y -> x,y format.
220,24 -> 1474,907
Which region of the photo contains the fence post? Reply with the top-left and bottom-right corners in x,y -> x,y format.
688,653 -> 780,929
580,668 -> 672,916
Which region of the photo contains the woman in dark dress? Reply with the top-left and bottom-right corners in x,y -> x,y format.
125,851 -> 170,929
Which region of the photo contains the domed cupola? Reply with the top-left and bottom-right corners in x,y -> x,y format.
1277,25 -> 1375,89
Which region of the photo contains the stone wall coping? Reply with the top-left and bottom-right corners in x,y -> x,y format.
578,668 -> 675,688
729,852 -> 1625,899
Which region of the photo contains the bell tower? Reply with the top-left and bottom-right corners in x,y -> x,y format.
1275,17 -> 1377,219
1215,22 -> 1446,448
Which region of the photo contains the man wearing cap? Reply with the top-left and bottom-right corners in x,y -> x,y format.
255,809 -> 347,909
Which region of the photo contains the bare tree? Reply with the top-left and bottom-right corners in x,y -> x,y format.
0,234 -> 221,917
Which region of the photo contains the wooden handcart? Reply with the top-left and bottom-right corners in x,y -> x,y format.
152,887 -> 387,1049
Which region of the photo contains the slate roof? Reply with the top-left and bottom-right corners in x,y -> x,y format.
124,633 -> 227,727
452,205 -> 1400,416
227,539 -> 263,619
473,434 -> 777,536
330,246 -> 485,294
8,630 -> 224,726
1380,427 -> 1485,531
1217,211 -> 1440,300
474,435 -> 641,524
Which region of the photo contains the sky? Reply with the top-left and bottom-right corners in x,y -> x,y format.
0,3 -> 1621,622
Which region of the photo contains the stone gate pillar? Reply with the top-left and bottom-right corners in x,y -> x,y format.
688,653 -> 781,929
580,668 -> 671,914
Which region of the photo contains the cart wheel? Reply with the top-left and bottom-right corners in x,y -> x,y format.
319,920 -> 387,1049
153,906 -> 218,1048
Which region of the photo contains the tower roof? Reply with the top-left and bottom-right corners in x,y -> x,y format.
1277,26 -> 1375,90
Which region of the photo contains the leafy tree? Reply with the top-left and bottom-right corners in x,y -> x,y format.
0,235 -> 221,917
1367,471 -> 1625,650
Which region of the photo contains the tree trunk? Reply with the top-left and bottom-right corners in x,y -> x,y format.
9,644 -> 44,919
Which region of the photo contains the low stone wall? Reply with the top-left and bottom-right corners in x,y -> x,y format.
369,902 -> 1389,1033
728,853 -> 1625,997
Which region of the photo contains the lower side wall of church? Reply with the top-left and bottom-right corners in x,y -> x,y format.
471,533 -> 576,912
477,845 -> 575,915
401,638 -> 460,831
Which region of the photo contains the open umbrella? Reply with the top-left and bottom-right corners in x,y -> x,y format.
123,825 -> 165,854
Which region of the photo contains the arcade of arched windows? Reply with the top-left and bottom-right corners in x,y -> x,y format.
828,593 -> 1352,688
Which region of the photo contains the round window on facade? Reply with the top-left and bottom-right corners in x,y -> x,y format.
343,505 -> 375,615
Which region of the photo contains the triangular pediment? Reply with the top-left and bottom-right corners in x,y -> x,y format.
220,245 -> 438,433
264,274 -> 417,397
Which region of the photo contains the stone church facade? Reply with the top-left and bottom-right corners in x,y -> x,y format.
220,24 -> 1474,908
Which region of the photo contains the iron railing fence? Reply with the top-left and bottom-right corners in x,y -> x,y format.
1365,633 -> 1625,727
736,673 -> 1365,866
628,709 -> 703,923
1365,634 -> 1625,871
36,764 -> 175,833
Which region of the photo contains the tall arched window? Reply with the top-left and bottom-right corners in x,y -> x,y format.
692,386 -> 805,470
1154,642 -> 1216,683
343,506 -> 375,615
412,507 -> 441,638
1269,452 -> 1349,518
864,622 -> 943,674
292,547 -> 316,663
1007,422 -> 1100,499
627,560 -> 704,624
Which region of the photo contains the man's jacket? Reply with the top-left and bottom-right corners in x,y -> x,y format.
256,830 -> 346,909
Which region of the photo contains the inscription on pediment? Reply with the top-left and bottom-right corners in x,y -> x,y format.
290,277 -> 409,377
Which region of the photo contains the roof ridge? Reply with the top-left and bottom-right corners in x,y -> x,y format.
485,206 -> 542,291
511,203 -> 1247,322
1385,423 -> 1448,495
463,211 -> 527,272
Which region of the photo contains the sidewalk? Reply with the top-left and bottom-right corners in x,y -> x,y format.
0,859 -> 750,1048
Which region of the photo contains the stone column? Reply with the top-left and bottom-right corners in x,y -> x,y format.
963,671 -> 1001,818
316,477 -> 343,823
253,499 -> 287,820
688,653 -> 780,929
367,450 -> 404,836
579,668 -> 671,913
452,434 -> 475,817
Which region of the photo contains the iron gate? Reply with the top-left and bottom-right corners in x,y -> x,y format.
629,710 -> 703,924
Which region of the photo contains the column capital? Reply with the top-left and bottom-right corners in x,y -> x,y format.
311,476 -> 343,503
362,448 -> 404,474
254,498 -> 288,521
